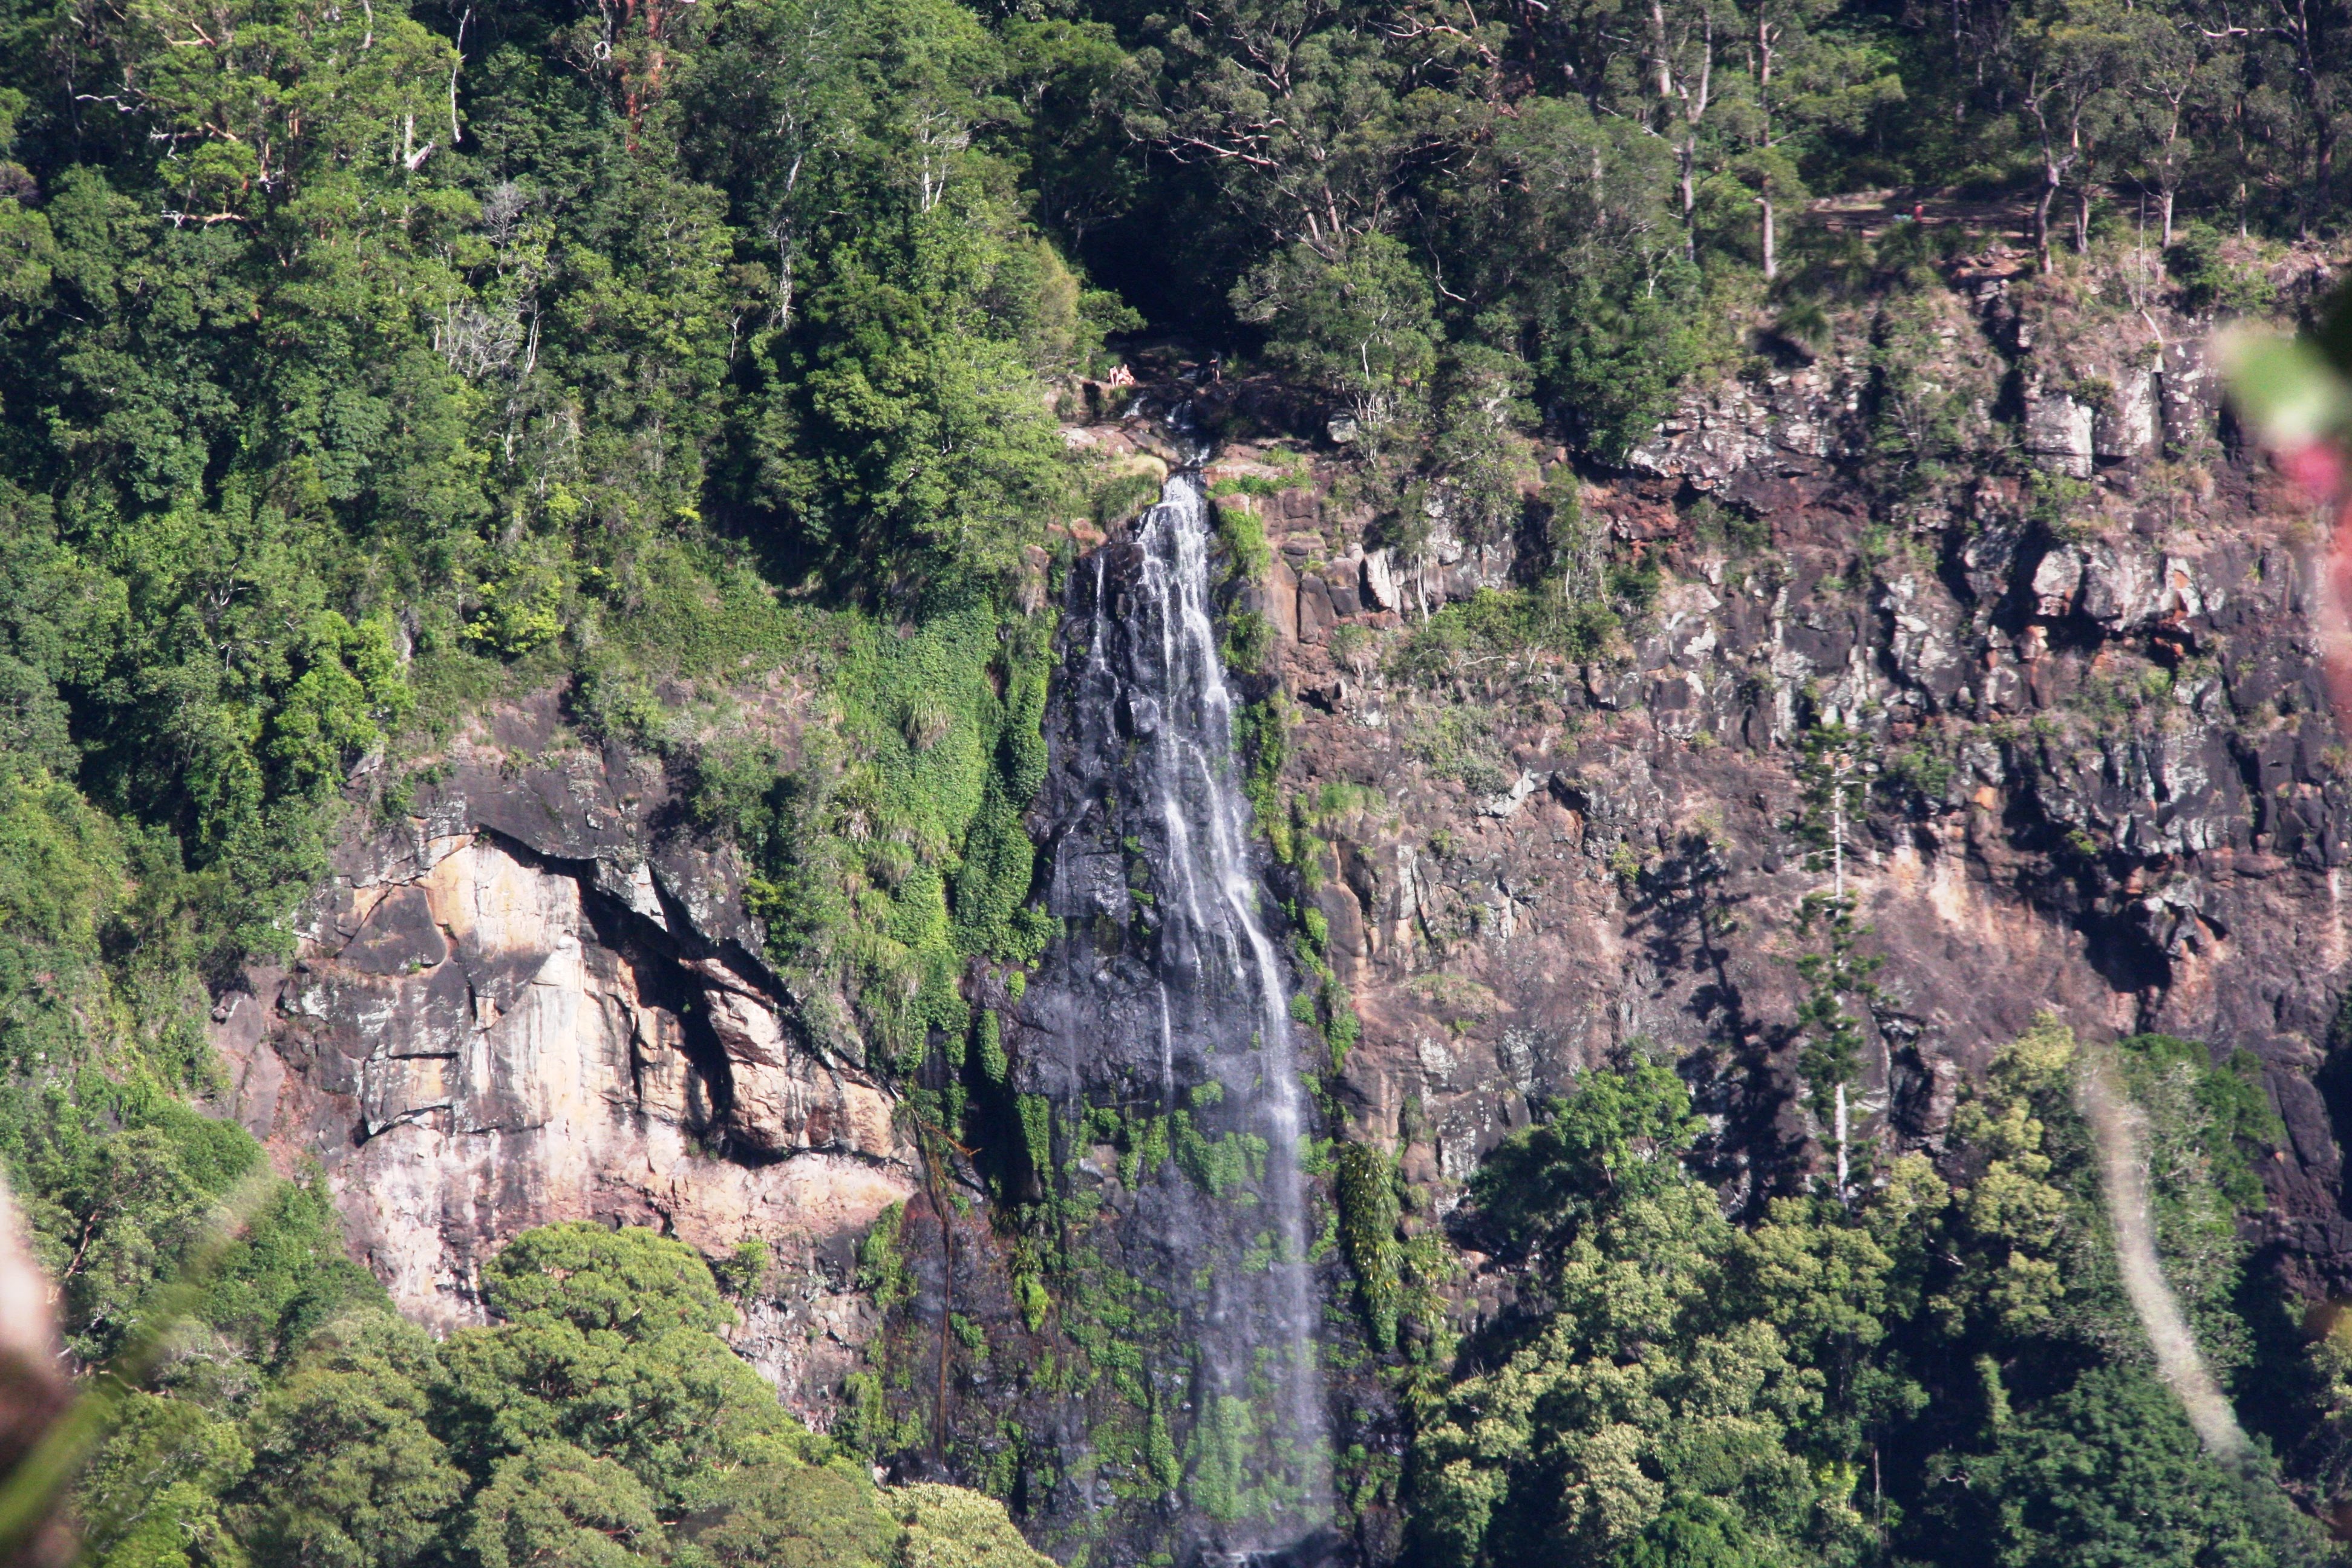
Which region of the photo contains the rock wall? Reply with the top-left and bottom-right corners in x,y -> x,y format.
1205,266 -> 2352,1304
209,692 -> 913,1420
198,258 -> 2352,1454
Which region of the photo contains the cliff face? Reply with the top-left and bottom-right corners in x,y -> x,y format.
1229,255 -> 2352,1305
207,691 -> 913,1419
204,256 -> 2352,1457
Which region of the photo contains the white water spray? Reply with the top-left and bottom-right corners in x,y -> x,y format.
1129,469 -> 1331,1527
1042,462 -> 1334,1555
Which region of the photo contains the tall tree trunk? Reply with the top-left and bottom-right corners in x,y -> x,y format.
2318,122 -> 2337,237
1651,0 -> 1673,98
2074,185 -> 2091,253
1760,194 -> 1777,281
2036,170 -> 2059,273
1681,137 -> 1697,257
2161,187 -> 2175,247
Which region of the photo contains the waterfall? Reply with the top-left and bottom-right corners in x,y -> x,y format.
1027,462 -> 1334,1561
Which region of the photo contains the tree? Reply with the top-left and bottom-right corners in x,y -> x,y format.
886,1483 -> 1056,1568
75,1393 -> 252,1568
1231,233 -> 1438,430
741,206 -> 1075,603
232,1312 -> 465,1568
1789,724 -> 1881,1198
465,1441 -> 665,1568
1116,0 -> 1440,260
1648,0 -> 1739,258
435,1225 -> 808,1518
1452,97 -> 1709,459
694,0 -> 1010,328
1413,1064 -> 1892,1568
477,1221 -> 737,1336
1964,1366 -> 2324,1568
93,0 -> 458,219
1731,0 -> 1902,277
2014,0 -> 2135,269
1467,1056 -> 1705,1259
2120,5 -> 2218,246
684,1462 -> 898,1568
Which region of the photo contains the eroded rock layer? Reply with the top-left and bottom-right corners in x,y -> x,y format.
1208,288 -> 2352,1312
209,692 -> 913,1419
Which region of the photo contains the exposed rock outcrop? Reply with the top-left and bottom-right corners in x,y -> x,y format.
209,691 -> 913,1419
1190,270 -> 2352,1305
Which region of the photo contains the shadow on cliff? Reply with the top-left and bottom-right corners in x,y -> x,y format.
1619,829 -> 1812,1206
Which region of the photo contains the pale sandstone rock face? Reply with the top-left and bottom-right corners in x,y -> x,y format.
210,696 -> 914,1424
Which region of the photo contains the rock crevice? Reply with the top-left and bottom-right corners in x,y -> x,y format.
209,690 -> 912,1420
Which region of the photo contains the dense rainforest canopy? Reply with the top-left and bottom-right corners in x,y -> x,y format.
2,0 -> 2352,1561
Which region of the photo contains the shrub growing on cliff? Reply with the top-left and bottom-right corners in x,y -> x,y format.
1333,1142 -> 1403,1349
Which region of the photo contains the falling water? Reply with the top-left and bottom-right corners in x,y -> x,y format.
1027,459 -> 1333,1560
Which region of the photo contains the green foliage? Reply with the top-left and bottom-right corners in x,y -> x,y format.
438,1229 -> 809,1518
75,1393 -> 251,1568
1333,1142 -> 1402,1349
744,207 -> 1075,601
1959,1366 -> 2322,1568
1390,585 -> 1618,684
479,1221 -> 734,1335
1212,498 -> 1272,585
971,1011 -> 1009,1085
1417,347 -> 1538,549
714,1240 -> 773,1300
1232,235 -> 1437,429
1414,1149 -> 1881,1567
1467,1059 -> 1706,1259
857,1206 -> 917,1313
1091,466 -> 1165,529
1184,1396 -> 1289,1526
888,1483 -> 1055,1568
234,1312 -> 466,1568
683,1460 -> 894,1568
60,1221 -> 1043,1568
1385,473 -> 1641,681
465,1442 -> 664,1568
1792,891 -> 1883,1125
2167,223 -> 2278,318
1418,1025 -> 2321,1568
2025,471 -> 2097,542
2117,1033 -> 2284,1210
0,0 -> 1091,1150
1233,695 -> 1295,862
7,1076 -> 381,1368
727,605 -> 1053,1068
1220,608 -> 1273,675
5,0 -> 2351,1561
1017,1095 -> 1055,1181
1169,1110 -> 1267,1198
1531,257 -> 1716,463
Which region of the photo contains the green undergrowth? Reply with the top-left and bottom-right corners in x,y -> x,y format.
684,596 -> 1057,1077
1409,1021 -> 2329,1568
52,1217 -> 1051,1568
